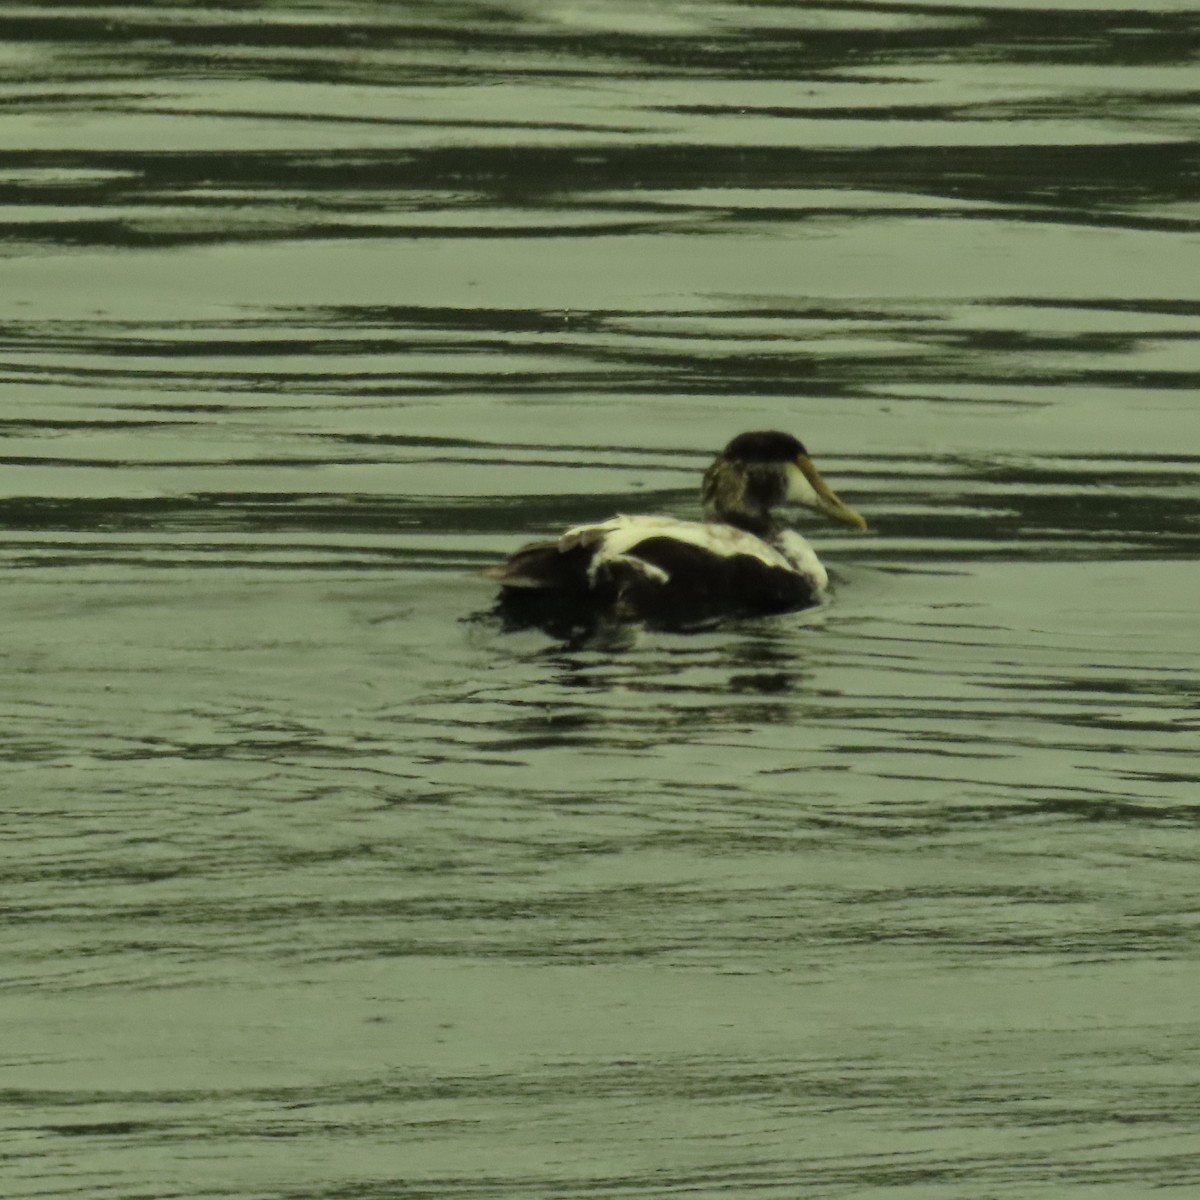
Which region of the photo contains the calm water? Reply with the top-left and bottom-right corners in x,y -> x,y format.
3,2 -> 1199,1197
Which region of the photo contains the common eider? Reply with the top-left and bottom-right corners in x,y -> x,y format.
484,431 -> 867,630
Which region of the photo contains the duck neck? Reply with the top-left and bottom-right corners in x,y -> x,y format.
711,503 -> 778,541
701,458 -> 785,542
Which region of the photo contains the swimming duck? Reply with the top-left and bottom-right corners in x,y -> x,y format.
484,431 -> 867,629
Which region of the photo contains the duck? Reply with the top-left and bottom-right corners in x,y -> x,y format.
483,431 -> 867,630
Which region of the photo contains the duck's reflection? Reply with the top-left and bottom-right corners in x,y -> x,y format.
473,607 -> 829,748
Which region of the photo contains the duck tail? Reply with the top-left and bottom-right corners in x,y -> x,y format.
480,539 -> 594,591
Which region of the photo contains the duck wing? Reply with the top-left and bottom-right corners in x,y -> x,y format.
484,516 -> 822,622
599,533 -> 817,618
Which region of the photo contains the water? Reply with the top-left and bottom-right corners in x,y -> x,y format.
3,2 -> 1199,1196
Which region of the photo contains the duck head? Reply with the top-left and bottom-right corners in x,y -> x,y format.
701,431 -> 868,537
